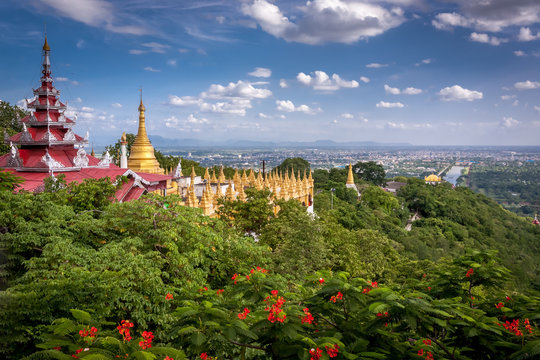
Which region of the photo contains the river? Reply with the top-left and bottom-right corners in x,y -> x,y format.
445,166 -> 465,186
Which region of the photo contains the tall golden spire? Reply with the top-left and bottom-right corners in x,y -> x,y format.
346,164 -> 355,185
43,36 -> 50,51
127,90 -> 163,174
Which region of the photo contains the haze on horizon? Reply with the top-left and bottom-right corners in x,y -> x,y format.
1,0 -> 540,146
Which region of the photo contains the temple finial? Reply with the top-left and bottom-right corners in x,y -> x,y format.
138,88 -> 145,111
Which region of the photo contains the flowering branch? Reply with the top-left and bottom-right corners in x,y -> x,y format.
427,335 -> 456,360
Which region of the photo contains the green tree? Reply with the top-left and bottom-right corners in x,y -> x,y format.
273,157 -> 310,175
0,169 -> 24,191
353,161 -> 386,186
0,101 -> 25,155
216,188 -> 274,234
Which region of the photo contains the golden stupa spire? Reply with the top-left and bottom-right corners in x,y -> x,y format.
190,166 -> 196,184
225,180 -> 236,201
127,90 -> 163,173
346,164 -> 355,185
43,36 -> 50,51
204,167 -> 210,181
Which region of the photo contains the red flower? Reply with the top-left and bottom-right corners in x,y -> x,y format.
505,295 -> 511,302
330,291 -> 343,303
164,357 -> 174,360
246,275 -> 251,281
371,281 -> 378,288
53,346 -> 61,351
232,273 -> 238,284
376,313 -> 383,317
271,290 -> 279,297
238,308 -> 250,320
139,331 -> 154,350
423,339 -> 432,346
301,308 -> 314,324
257,266 -> 261,271
200,353 -> 208,360
418,348 -> 424,356
309,347 -> 323,360
495,302 -> 504,309
466,268 -> 474,278
318,278 -> 325,284
336,291 -> 343,299
426,351 -> 434,360
165,292 -> 173,300
362,288 -> 371,294
384,312 -> 389,317
117,320 -> 134,342
427,286 -> 431,291
216,289 -> 224,295
325,344 -> 339,358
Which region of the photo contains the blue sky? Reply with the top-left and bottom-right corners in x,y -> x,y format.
1,0 -> 540,146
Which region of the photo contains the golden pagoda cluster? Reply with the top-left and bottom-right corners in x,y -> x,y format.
180,166 -> 314,216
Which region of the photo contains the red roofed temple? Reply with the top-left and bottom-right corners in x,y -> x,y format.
0,37 -> 171,200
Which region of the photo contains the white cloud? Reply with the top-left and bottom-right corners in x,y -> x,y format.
470,32 -> 507,46
384,84 -> 401,95
387,121 -> 432,129
167,59 -> 177,66
56,77 -> 69,82
384,84 -> 422,95
387,122 -> 405,129
165,114 -> 209,131
242,0 -> 405,45
75,97 -> 83,103
279,79 -> 288,88
178,48 -> 190,54
376,101 -> 404,108
111,103 -> 122,108
81,106 -> 94,112
297,70 -> 359,91
438,85 -> 483,101
202,80 -> 272,99
501,117 -> 519,128
35,0 -> 148,35
360,76 -> 370,83
341,113 -> 354,119
534,105 -> 540,113
167,80 -> 272,117
518,27 -> 540,41
76,39 -> 85,48
186,113 -> 208,124
512,99 -> 519,106
258,112 -> 270,119
142,42 -> 170,53
366,63 -> 388,68
514,80 -> 540,89
216,16 -> 225,24
276,99 -> 320,114
433,3 -> 540,33
501,95 -> 516,100
144,66 -> 161,72
514,50 -> 526,56
129,49 -> 145,55
248,67 -> 272,78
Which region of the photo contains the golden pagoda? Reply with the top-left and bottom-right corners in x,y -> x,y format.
346,164 -> 355,185
127,94 -> 163,174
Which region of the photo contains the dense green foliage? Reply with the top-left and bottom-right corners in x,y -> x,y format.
1,160 -> 539,359
274,157 -> 311,175
0,100 -> 25,155
462,163 -> 540,217
352,161 -> 386,186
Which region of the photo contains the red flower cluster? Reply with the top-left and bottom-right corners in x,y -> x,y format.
117,320 -> 134,342
502,319 -> 523,336
524,318 -> 533,334
423,339 -> 432,346
164,357 -> 174,360
249,266 -> 268,274
165,292 -> 173,300
139,331 -> 154,350
231,273 -> 238,284
363,281 -> 378,294
325,344 -> 339,358
265,290 -> 286,323
216,289 -> 224,296
79,326 -> 98,339
199,286 -> 208,292
371,281 -> 378,288
330,291 -> 343,303
466,268 -> 474,278
301,308 -> 314,324
318,278 -> 325,284
200,353 -> 208,360
417,349 -> 434,359
505,295 -> 511,302
72,348 -> 84,358
309,347 -> 323,360
376,312 -> 389,318
427,286 -> 432,291
238,308 -> 251,320
53,346 -> 61,351
495,302 -> 504,309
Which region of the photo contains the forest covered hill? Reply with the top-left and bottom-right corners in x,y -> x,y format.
0,159 -> 539,360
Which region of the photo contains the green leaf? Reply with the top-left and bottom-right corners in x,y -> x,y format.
191,332 -> 206,346
70,309 -> 92,323
80,354 -> 110,360
359,352 -> 386,359
130,351 -> 157,360
177,326 -> 197,335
